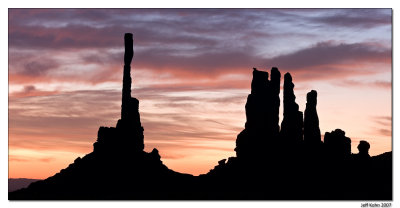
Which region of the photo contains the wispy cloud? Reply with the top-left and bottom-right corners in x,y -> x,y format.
10,85 -> 60,98
369,116 -> 392,138
310,9 -> 391,29
9,155 -> 56,163
338,80 -> 392,89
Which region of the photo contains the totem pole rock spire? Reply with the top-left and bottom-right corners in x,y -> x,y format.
93,33 -> 144,154
116,33 -> 144,151
124,33 -> 133,66
121,33 -> 134,120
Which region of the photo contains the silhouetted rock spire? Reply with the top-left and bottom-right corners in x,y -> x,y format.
121,33 -> 134,121
280,73 -> 303,144
304,90 -> 321,146
117,33 -> 144,151
235,67 -> 281,159
270,67 -> 281,137
94,33 -> 144,153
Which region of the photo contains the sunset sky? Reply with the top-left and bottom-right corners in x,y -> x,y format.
8,9 -> 392,179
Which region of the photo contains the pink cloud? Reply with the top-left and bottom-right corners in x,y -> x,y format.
338,80 -> 392,89
264,41 -> 391,70
10,85 -> 60,98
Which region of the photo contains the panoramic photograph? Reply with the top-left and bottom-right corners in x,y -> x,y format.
8,8 -> 392,200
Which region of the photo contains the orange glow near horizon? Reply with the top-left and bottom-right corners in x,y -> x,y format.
8,67 -> 392,179
8,75 -> 392,178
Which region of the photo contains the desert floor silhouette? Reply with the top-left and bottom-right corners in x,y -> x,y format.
9,33 -> 392,200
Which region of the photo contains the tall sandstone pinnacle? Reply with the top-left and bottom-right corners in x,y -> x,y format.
270,67 -> 281,137
304,90 -> 322,146
117,33 -> 144,151
94,33 -> 144,154
280,73 -> 303,144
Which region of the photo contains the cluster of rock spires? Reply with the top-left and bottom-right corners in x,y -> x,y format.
9,33 -> 392,200
204,67 -> 391,200
235,67 -> 353,160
